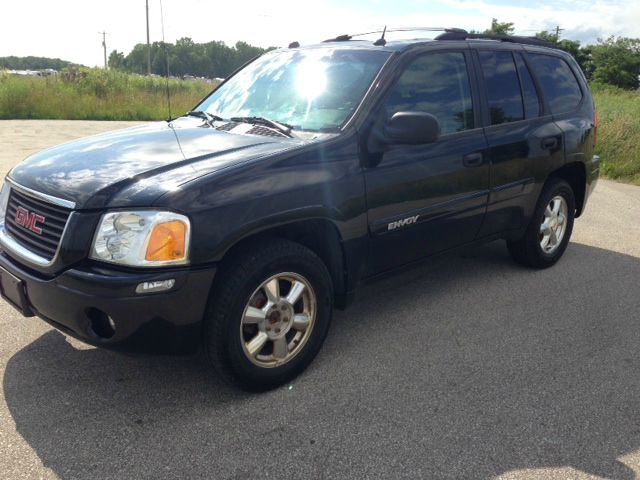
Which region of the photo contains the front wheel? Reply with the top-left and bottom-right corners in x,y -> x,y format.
507,178 -> 576,268
203,238 -> 333,391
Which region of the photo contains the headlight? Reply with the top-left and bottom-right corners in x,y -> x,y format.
90,211 -> 190,267
0,181 -> 10,228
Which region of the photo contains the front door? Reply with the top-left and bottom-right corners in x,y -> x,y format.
363,50 -> 490,275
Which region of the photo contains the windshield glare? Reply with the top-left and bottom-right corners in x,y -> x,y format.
196,48 -> 391,132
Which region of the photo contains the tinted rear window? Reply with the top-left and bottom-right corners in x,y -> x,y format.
527,53 -> 583,114
479,51 -> 524,125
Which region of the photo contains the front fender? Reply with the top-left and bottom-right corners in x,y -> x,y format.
157,132 -> 368,266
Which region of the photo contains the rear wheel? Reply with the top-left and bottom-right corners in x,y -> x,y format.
507,178 -> 576,268
203,238 -> 333,391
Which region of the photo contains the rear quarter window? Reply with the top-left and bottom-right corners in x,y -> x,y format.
527,53 -> 583,114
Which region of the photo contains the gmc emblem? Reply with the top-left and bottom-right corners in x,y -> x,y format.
15,206 -> 45,235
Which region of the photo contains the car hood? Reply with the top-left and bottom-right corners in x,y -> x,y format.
8,117 -> 302,209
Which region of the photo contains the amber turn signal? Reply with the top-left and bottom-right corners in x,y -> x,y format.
145,220 -> 187,262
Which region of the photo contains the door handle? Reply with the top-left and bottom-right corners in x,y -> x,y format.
463,152 -> 483,167
541,137 -> 558,150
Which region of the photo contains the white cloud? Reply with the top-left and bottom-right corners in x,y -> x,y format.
1,0 -> 638,67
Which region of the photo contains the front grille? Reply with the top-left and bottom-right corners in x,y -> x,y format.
4,188 -> 72,261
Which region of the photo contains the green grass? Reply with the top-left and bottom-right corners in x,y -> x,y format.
592,83 -> 640,185
0,68 -> 214,121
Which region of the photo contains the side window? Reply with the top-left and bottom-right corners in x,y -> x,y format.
514,53 -> 540,118
385,52 -> 474,135
479,51 -> 524,125
527,53 -> 583,114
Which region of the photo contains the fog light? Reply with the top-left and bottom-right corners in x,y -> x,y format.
136,279 -> 175,294
86,308 -> 116,339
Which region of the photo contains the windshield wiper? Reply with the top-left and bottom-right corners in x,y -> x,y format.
230,116 -> 294,138
186,110 -> 225,127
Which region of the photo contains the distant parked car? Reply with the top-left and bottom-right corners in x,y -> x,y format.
9,70 -> 42,77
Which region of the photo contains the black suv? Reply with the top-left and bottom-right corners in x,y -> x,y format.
0,30 -> 599,389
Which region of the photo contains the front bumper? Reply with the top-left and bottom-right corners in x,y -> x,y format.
0,252 -> 216,354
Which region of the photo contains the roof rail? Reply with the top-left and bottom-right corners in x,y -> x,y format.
435,31 -> 556,48
323,27 -> 468,43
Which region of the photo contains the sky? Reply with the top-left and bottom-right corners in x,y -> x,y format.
1,0 -> 639,67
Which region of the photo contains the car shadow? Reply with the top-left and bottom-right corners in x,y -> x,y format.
4,241 -> 640,479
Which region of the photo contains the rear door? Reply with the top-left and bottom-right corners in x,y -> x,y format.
525,52 -> 593,169
475,48 -> 565,237
363,49 -> 490,275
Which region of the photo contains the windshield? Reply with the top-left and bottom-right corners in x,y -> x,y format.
196,48 -> 391,132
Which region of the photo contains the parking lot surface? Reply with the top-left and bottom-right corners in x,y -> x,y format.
0,120 -> 639,480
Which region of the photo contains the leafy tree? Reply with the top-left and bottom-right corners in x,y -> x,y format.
108,50 -> 126,70
125,44 -> 152,75
151,42 -> 173,76
590,36 -> 640,89
534,31 -> 559,43
171,37 -> 203,77
204,40 -> 234,78
484,18 -> 515,36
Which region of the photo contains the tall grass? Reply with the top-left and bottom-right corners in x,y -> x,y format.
0,68 -> 214,121
592,83 -> 640,185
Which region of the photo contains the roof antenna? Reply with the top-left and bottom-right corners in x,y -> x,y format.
159,0 -> 173,122
373,26 -> 387,46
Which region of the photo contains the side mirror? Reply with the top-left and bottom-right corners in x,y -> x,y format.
384,112 -> 440,145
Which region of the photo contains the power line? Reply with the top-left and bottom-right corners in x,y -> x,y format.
159,0 -> 172,121
554,25 -> 564,40
99,31 -> 108,69
146,0 -> 151,75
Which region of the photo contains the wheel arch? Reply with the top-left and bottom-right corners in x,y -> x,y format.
215,218 -> 349,309
548,161 -> 587,217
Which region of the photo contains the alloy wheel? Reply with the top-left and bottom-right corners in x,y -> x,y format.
240,272 -> 316,368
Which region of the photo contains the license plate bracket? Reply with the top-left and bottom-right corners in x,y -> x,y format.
0,266 -> 35,317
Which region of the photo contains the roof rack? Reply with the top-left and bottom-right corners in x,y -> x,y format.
435,31 -> 556,48
321,28 -> 556,49
323,27 -> 467,43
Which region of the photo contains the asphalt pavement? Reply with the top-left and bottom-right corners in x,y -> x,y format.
0,120 -> 639,480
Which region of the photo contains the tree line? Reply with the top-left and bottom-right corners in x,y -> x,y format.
108,38 -> 274,79
0,56 -> 72,71
4,22 -> 639,90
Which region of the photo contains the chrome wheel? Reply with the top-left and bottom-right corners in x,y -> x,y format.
240,272 -> 316,368
540,195 -> 568,254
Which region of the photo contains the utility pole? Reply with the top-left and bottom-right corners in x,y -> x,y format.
554,25 -> 564,41
99,31 -> 108,69
146,0 -> 151,75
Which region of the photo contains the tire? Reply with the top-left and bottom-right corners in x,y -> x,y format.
203,238 -> 333,391
507,178 -> 576,269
